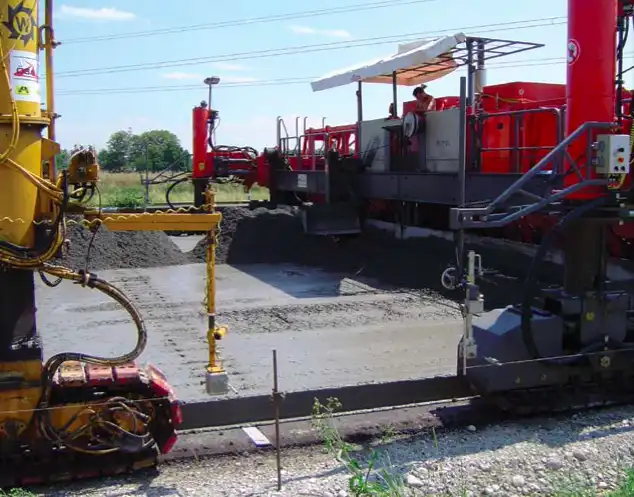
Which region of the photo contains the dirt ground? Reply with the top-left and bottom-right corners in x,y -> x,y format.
37,207 -> 543,402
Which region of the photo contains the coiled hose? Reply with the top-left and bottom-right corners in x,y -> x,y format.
36,265 -> 148,449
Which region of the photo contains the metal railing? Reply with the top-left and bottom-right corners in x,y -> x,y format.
475,106 -> 565,174
276,116 -> 357,170
452,121 -> 615,230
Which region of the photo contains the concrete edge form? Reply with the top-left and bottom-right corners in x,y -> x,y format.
178,375 -> 472,430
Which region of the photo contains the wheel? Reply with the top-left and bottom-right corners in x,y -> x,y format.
441,267 -> 458,290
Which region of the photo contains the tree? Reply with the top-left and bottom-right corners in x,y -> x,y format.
98,129 -> 189,173
56,149 -> 71,169
99,129 -> 134,172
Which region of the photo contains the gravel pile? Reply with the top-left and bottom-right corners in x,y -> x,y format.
45,405 -> 634,496
54,220 -> 190,271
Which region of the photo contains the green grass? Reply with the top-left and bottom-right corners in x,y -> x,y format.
311,399 -> 634,497
312,397 -> 407,496
88,172 -> 269,208
609,470 -> 634,496
0,490 -> 36,496
550,469 -> 634,496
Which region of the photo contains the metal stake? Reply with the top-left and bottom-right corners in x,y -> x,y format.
272,350 -> 282,490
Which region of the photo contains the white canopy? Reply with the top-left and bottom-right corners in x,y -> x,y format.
311,33 -> 467,92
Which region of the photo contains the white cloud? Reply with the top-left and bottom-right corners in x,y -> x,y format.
212,62 -> 249,71
59,5 -> 135,21
288,25 -> 352,38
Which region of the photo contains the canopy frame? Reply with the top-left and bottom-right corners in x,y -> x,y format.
314,35 -> 545,125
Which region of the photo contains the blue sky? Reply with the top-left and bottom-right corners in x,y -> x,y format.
46,0 -> 629,151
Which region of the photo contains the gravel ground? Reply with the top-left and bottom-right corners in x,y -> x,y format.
43,405 -> 634,496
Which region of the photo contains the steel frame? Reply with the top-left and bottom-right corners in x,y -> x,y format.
450,121 -> 614,230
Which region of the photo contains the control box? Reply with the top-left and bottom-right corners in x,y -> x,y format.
595,134 -> 630,175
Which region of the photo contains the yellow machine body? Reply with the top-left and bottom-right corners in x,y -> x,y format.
0,0 -> 50,246
0,0 -> 229,487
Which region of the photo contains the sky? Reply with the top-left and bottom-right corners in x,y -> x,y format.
42,0 -> 633,152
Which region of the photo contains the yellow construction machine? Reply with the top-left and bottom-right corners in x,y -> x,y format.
0,0 -> 228,486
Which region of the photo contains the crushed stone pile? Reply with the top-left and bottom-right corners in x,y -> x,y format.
189,206 -> 563,308
55,220 -> 190,271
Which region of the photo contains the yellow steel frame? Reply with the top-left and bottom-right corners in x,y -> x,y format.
83,194 -> 227,375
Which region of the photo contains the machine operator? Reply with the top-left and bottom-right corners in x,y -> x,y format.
413,85 -> 435,112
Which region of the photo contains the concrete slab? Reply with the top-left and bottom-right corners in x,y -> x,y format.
35,263 -> 462,402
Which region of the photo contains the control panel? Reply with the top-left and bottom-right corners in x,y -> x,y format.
595,134 -> 631,175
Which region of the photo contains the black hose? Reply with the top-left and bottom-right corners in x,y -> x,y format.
0,170 -> 69,259
165,176 -> 190,210
521,195 -> 610,366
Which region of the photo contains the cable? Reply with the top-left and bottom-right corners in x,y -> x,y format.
62,0 -> 443,44
55,17 -> 567,79
56,55 -> 634,97
165,176 -> 190,209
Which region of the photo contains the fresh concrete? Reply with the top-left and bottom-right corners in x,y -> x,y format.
35,262 -> 462,402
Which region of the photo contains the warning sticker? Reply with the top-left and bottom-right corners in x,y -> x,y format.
9,49 -> 39,103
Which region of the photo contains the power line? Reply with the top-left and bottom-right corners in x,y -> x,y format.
62,0 -> 440,44
55,17 -> 566,79
59,55 -> 634,97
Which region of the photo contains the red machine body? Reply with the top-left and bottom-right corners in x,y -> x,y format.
564,0 -> 619,199
192,105 -> 210,179
192,0 -> 634,258
191,103 -> 260,189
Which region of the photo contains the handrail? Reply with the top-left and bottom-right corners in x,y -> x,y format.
476,107 -> 564,173
485,121 -> 613,212
451,121 -> 615,230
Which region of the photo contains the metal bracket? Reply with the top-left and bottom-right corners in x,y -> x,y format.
450,121 -> 614,231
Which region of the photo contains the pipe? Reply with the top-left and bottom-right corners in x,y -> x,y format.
564,0 -> 618,199
192,104 -> 210,179
44,0 -> 56,180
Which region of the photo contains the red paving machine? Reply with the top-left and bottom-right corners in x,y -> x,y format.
0,0 -> 229,486
234,6 -> 634,262
251,0 -> 634,407
189,96 -> 260,207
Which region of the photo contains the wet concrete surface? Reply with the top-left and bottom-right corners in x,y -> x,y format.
35,262 -> 462,402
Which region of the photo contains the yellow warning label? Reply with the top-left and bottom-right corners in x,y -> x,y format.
16,85 -> 29,95
198,162 -> 205,171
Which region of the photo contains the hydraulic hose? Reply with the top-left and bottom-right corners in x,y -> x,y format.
36,264 -> 149,452
38,265 -> 147,400
165,176 -> 190,210
521,195 -> 610,366
40,265 -> 147,373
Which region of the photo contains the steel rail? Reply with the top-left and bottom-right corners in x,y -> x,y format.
178,375 -> 472,431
